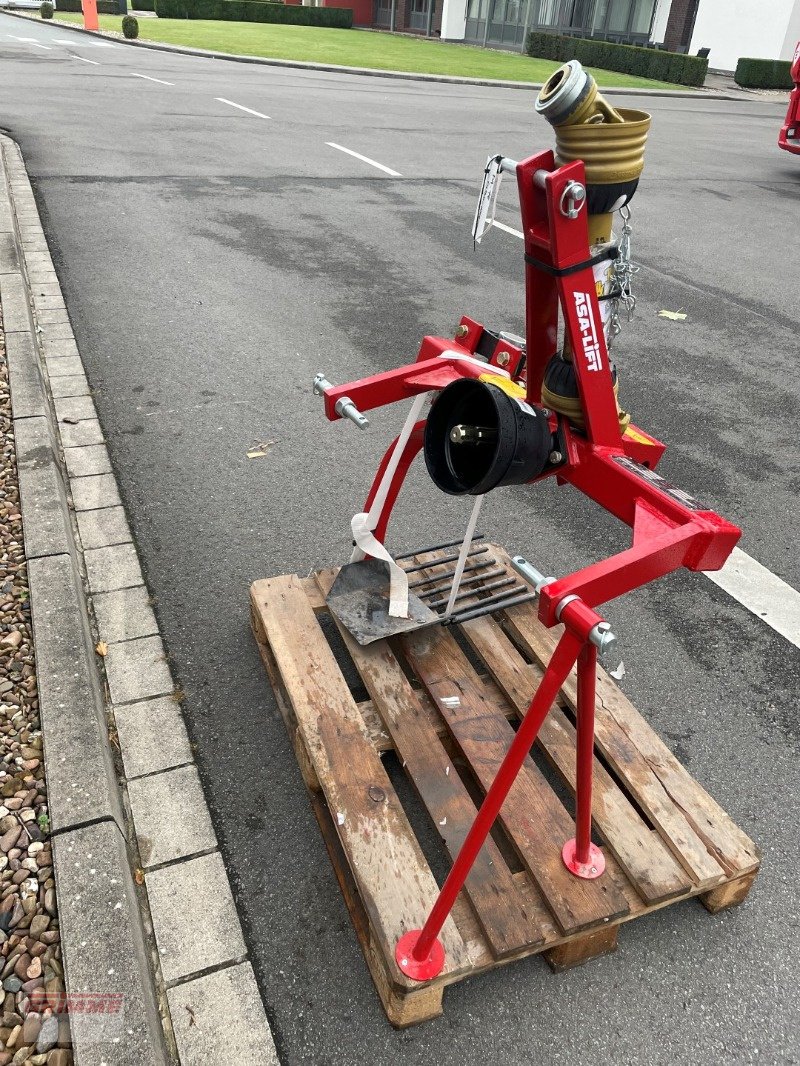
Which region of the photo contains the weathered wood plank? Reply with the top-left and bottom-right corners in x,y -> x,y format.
316,569 -> 549,961
250,575 -> 470,982
460,614 -> 692,906
401,625 -> 631,937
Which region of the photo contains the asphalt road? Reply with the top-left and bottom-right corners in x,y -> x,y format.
1,16 -> 799,1064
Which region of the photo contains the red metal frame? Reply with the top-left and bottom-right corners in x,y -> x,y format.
320,147 -> 741,982
779,43 -> 800,155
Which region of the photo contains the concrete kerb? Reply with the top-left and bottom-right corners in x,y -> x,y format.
0,134 -> 279,1064
5,10 -> 736,99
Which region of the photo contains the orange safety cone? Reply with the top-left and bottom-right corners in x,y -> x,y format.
82,0 -> 99,31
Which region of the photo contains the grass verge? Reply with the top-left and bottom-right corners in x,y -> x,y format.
45,14 -> 681,88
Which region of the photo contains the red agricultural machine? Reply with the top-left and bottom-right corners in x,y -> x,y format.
779,42 -> 800,154
252,59 -> 760,1025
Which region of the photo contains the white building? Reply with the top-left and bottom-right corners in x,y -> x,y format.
440,0 -> 800,74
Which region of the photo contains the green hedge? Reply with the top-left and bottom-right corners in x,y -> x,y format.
134,0 -> 156,9
154,0 -> 352,25
55,0 -> 119,11
734,57 -> 793,89
526,31 -> 708,87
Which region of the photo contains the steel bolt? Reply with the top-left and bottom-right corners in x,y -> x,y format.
549,450 -> 563,464
496,351 -> 510,367
455,324 -> 469,339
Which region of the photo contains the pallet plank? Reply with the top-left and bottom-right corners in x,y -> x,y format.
316,569 -> 550,960
401,626 -> 631,936
501,599 -> 742,887
460,614 -> 692,906
250,575 -> 470,982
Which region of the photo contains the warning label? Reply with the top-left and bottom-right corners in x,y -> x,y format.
613,455 -> 707,512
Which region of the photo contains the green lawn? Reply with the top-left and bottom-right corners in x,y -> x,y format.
45,14 -> 678,88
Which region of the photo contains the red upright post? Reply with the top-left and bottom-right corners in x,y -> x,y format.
561,642 -> 605,879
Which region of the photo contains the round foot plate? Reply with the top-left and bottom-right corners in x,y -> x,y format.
395,930 -> 446,982
562,839 -> 606,879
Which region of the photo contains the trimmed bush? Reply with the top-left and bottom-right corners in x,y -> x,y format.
40,1 -> 54,16
734,57 -> 793,90
55,0 -> 119,12
134,0 -> 156,8
122,12 -> 139,34
525,31 -> 708,87
154,0 -> 352,24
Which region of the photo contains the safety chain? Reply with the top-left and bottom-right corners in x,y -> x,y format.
608,205 -> 639,342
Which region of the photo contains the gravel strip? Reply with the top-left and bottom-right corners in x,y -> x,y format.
0,304 -> 73,1066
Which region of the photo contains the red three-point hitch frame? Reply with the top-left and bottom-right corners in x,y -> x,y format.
319,148 -> 741,982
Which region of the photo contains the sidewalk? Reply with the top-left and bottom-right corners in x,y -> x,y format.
0,135 -> 279,1065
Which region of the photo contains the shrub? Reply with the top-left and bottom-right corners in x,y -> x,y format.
525,31 -> 708,87
122,12 -> 138,35
734,57 -> 793,90
154,0 -> 352,25
135,0 -> 155,8
40,1 -> 54,16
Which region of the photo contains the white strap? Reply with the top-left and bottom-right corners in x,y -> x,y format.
348,393 -> 428,618
444,494 -> 485,617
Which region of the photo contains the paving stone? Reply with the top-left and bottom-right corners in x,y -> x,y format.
42,335 -> 79,360
0,271 -> 29,331
63,443 -> 112,479
50,373 -> 90,399
167,962 -> 278,1066
113,696 -> 193,780
146,852 -> 246,984
35,308 -> 71,325
46,355 -> 83,378
38,321 -> 74,340
129,765 -> 215,869
5,331 -> 45,419
27,555 -> 119,831
104,634 -> 173,705
60,418 -> 105,449
77,506 -> 132,551
0,232 -> 19,272
54,393 -> 98,423
53,821 -> 167,1065
83,541 -> 141,591
12,415 -> 69,559
93,584 -> 158,643
32,292 -> 65,311
70,472 -> 122,512
29,281 -> 61,296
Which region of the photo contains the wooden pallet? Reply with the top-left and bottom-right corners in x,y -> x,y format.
250,545 -> 760,1027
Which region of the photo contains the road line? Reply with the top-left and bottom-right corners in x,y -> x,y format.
216,97 -> 270,120
131,73 -> 174,86
704,547 -> 800,649
325,142 -> 401,176
70,54 -> 100,65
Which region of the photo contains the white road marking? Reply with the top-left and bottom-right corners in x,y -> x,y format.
216,97 -> 270,120
70,54 -> 100,65
89,41 -> 116,47
704,548 -> 800,649
10,37 -> 50,48
131,73 -> 174,86
325,142 -> 401,177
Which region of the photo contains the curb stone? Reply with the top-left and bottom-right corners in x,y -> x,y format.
5,11 -> 737,99
0,134 -> 279,1064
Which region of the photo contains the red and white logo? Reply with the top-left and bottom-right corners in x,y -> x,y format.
573,292 -> 603,372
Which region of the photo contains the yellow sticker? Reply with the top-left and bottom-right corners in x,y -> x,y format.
478,373 -> 526,399
623,424 -> 653,445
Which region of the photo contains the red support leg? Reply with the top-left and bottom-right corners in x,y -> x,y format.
395,628 -> 584,982
562,642 -> 605,879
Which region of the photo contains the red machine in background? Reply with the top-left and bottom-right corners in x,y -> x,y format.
779,42 -> 800,154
